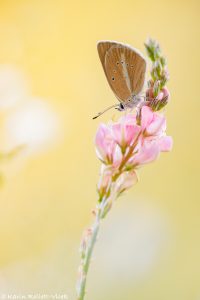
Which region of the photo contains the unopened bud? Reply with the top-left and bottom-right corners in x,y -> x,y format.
149,88 -> 170,111
97,165 -> 112,201
114,171 -> 138,196
153,80 -> 161,97
154,61 -> 162,78
160,56 -> 166,67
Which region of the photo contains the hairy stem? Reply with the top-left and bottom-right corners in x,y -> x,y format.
76,213 -> 100,300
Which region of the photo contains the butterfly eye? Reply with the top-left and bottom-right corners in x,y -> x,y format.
112,77 -> 115,81
121,61 -> 124,64
120,103 -> 125,110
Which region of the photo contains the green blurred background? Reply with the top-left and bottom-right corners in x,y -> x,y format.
0,0 -> 199,299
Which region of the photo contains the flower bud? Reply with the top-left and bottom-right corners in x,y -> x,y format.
154,61 -> 162,78
146,87 -> 170,111
160,56 -> 166,67
97,165 -> 112,201
153,80 -> 161,97
114,171 -> 138,196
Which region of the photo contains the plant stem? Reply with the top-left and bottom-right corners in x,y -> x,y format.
76,133 -> 141,300
112,132 -> 142,182
77,212 -> 100,300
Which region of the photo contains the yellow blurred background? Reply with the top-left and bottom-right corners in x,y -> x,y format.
0,0 -> 199,299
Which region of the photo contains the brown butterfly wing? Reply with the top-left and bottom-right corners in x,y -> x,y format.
104,45 -> 133,102
123,46 -> 147,95
97,41 -> 146,102
97,41 -> 118,74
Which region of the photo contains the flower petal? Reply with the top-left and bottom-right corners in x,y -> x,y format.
111,123 -> 122,145
146,113 -> 166,136
141,106 -> 154,129
132,141 -> 160,166
114,170 -> 138,195
95,124 -> 116,162
159,136 -> 173,152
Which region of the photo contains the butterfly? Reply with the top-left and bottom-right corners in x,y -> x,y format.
93,40 -> 147,119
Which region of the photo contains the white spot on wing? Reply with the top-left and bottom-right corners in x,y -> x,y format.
121,53 -> 131,93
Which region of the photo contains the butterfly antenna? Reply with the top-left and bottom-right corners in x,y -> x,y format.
92,104 -> 119,119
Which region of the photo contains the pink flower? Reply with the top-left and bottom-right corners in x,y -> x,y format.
95,124 -> 116,164
111,116 -> 141,150
95,105 -> 172,182
140,106 -> 164,134
130,140 -> 160,166
95,123 -> 124,167
140,106 -> 171,141
140,106 -> 173,151
128,106 -> 173,166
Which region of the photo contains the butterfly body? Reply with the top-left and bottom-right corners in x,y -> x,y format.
93,40 -> 147,119
117,94 -> 143,111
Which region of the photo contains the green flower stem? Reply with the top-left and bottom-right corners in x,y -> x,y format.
76,132 -> 142,300
77,212 -> 101,300
76,133 -> 142,300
